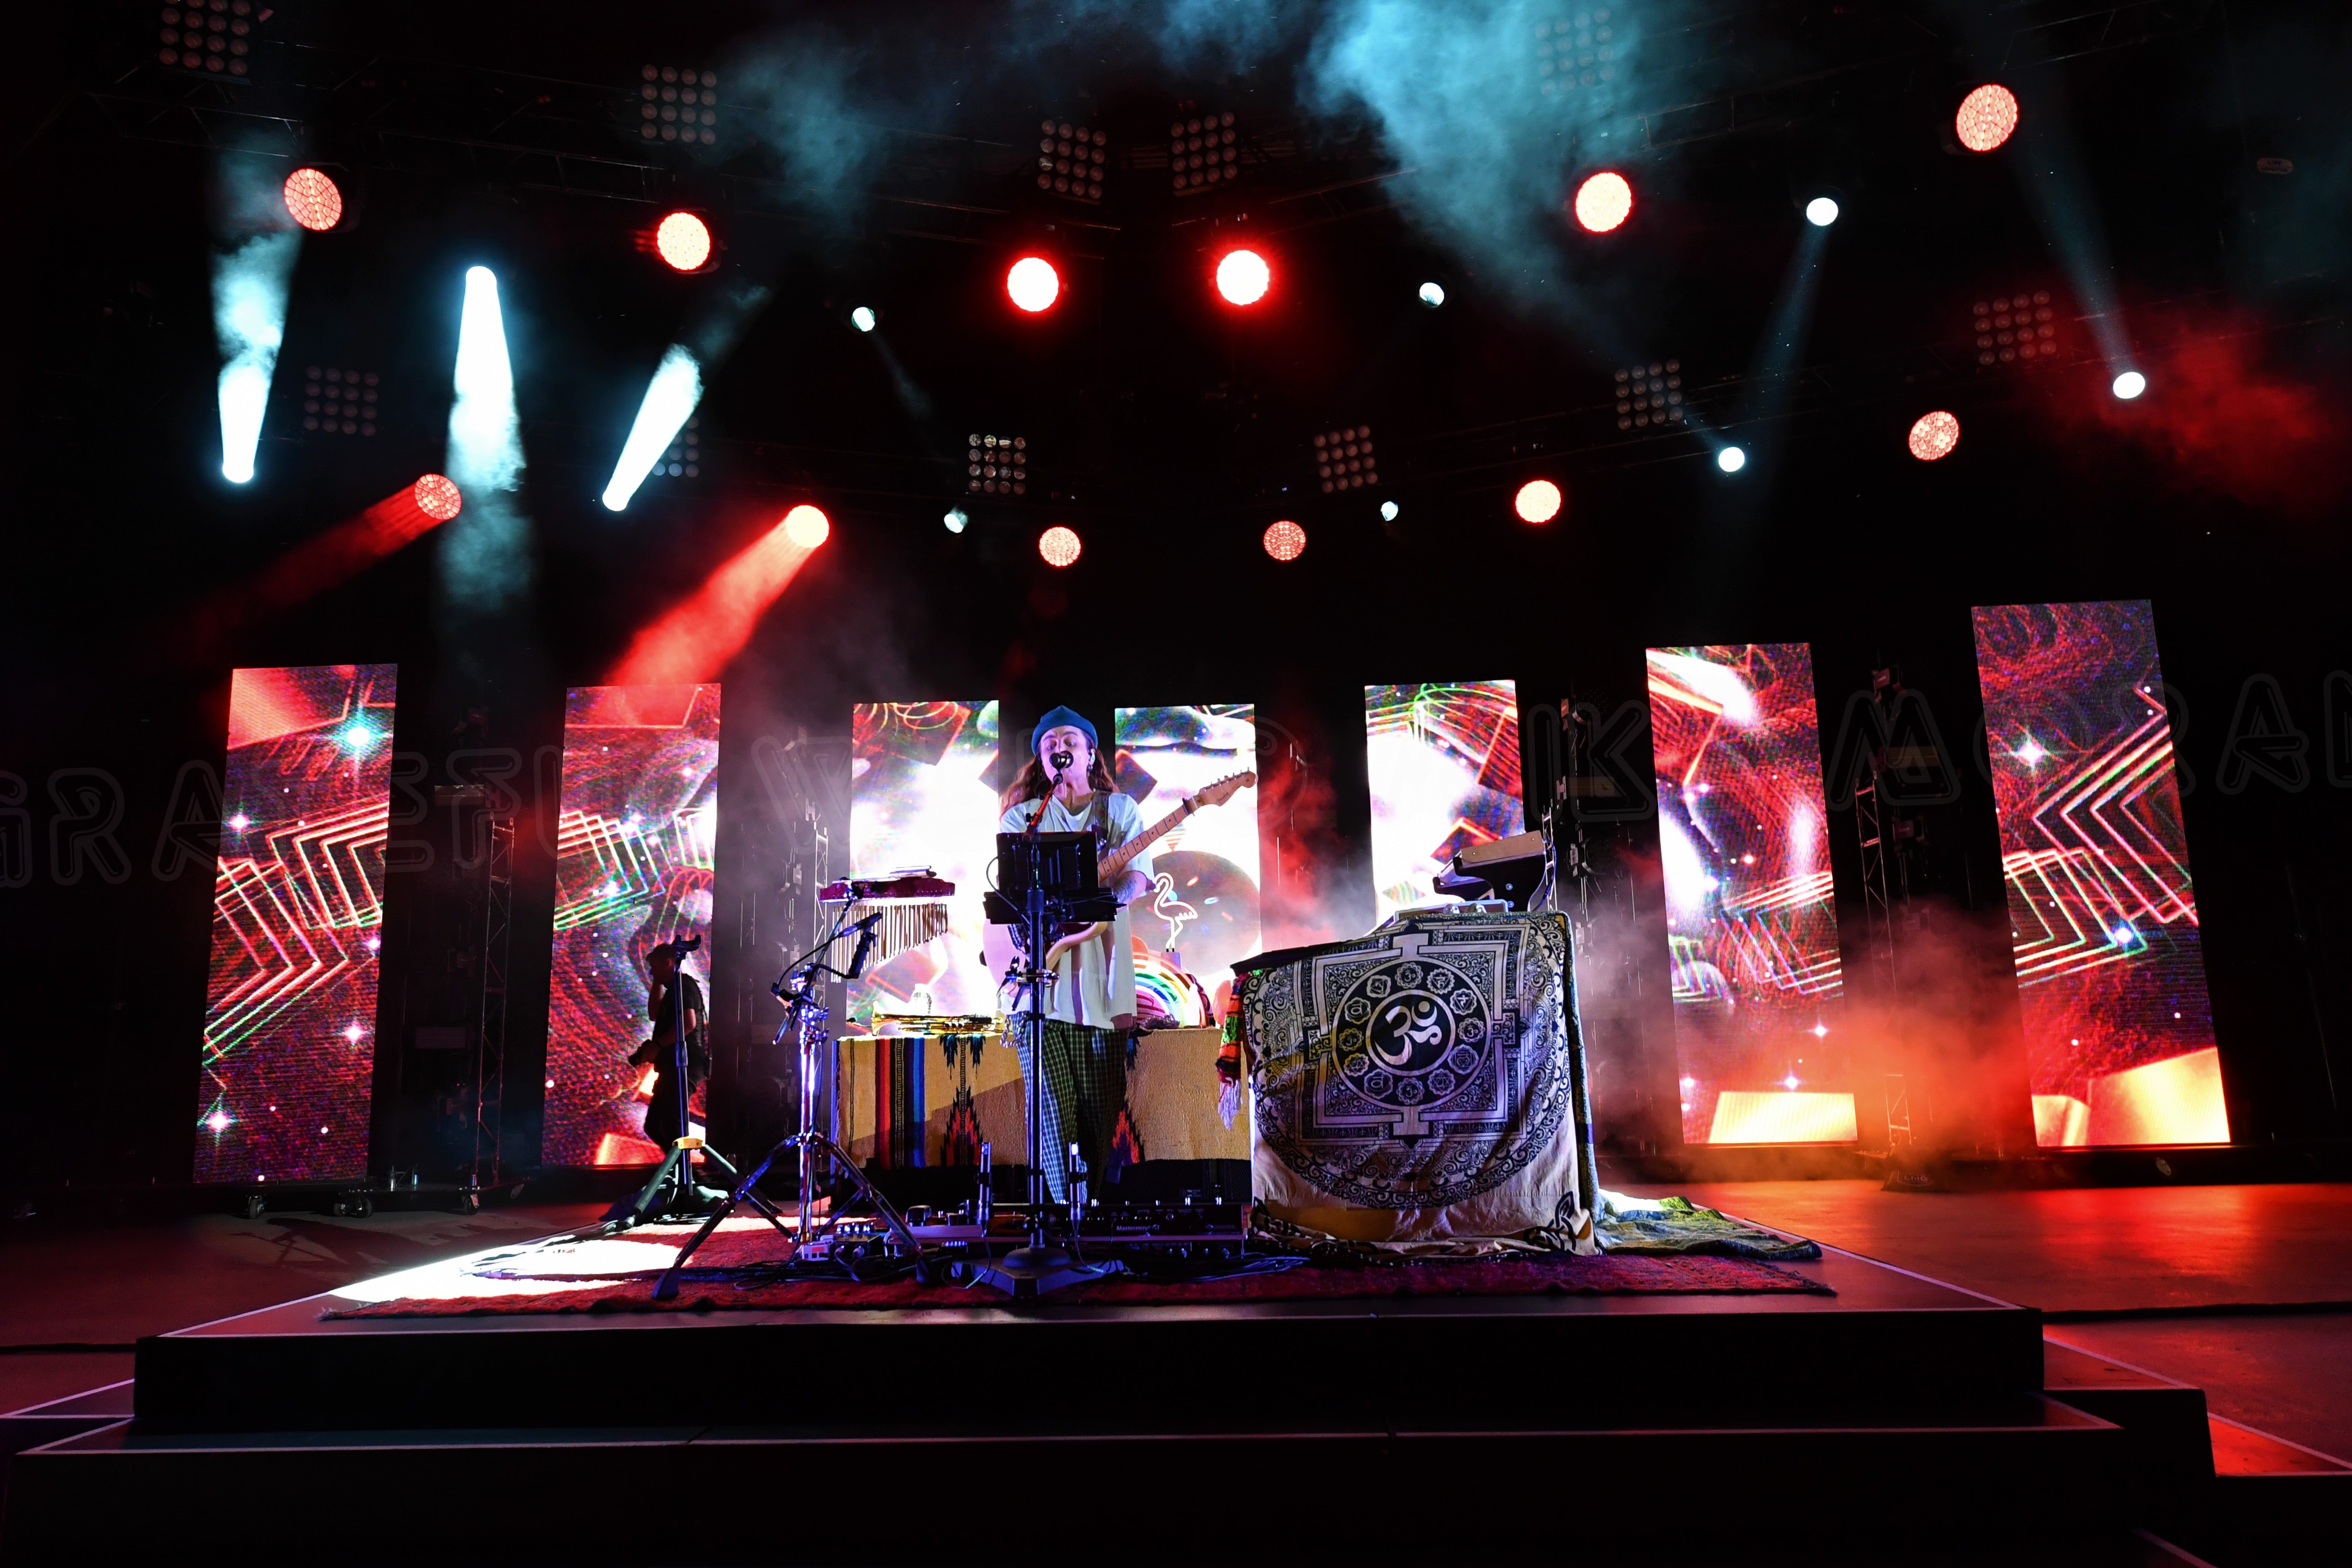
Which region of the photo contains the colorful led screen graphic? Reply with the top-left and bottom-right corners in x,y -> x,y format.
1364,682 -> 1525,920
1646,644 -> 1851,1145
849,701 -> 1002,1025
1971,601 -> 2226,1147
545,684 -> 721,1167
198,664 -> 397,1184
1114,705 -> 1261,1007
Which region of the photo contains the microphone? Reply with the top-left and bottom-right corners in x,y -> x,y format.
1048,749 -> 1074,775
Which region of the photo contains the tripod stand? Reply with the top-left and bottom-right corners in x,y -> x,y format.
652,905 -> 933,1300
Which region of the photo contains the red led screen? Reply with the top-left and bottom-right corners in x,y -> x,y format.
198,664 -> 397,1183
1646,644 -> 1851,1145
1971,601 -> 2226,1147
544,684 -> 721,1167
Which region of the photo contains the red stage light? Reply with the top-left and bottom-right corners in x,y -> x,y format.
1955,84 -> 2020,153
412,473 -> 463,521
1572,171 -> 1633,234
1514,478 -> 1563,523
1907,411 -> 1961,462
283,168 -> 344,232
1007,255 -> 1061,313
1038,525 -> 1082,567
1262,519 -> 1306,561
1215,248 -> 1271,306
655,211 -> 713,272
781,504 -> 830,549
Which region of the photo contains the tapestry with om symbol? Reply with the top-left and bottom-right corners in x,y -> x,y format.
1236,908 -> 1596,1249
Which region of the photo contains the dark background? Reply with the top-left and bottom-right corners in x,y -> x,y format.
1,0 -> 2346,1202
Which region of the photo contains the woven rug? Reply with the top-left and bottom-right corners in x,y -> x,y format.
323,1217 -> 1831,1319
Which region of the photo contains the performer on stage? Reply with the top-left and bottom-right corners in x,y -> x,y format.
997,706 -> 1189,1201
630,942 -> 708,1160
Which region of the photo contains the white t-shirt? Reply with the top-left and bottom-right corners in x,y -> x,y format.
995,791 -> 1151,1028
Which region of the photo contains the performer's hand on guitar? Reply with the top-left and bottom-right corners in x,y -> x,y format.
1045,922 -> 1110,969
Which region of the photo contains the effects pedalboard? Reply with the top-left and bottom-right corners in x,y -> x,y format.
812,1199 -> 1250,1263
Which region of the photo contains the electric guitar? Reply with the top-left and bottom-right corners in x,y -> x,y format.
984,770 -> 1257,977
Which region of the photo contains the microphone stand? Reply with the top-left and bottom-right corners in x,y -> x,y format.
977,768 -> 1110,1298
653,907 -> 933,1299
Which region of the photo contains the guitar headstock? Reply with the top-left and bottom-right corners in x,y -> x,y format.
1194,770 -> 1257,809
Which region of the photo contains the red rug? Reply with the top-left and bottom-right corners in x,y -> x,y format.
324,1219 -> 1831,1318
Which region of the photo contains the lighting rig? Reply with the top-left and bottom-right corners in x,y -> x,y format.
299,366 -> 380,439
1170,111 -> 1243,195
967,433 -> 1028,497
637,64 -> 720,146
1313,426 -> 1379,494
1614,362 -> 1685,429
1037,118 -> 1108,203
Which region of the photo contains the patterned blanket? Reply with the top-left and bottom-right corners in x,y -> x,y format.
1238,908 -> 1597,1249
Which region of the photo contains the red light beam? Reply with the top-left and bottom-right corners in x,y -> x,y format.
607,509 -> 826,685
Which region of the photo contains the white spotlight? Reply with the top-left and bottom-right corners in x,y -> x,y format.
601,345 -> 703,512
1717,446 -> 1747,473
1805,197 -> 1840,227
449,266 -> 522,493
1418,281 -> 1445,308
943,507 -> 968,534
1380,499 -> 1400,521
850,306 -> 877,332
212,230 -> 302,485
2111,370 -> 2147,400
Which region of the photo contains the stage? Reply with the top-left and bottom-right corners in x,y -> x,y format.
5,1182 -> 2351,1564
0,1205 -> 2141,1566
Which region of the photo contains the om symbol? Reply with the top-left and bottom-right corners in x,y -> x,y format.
1332,955 -> 1492,1111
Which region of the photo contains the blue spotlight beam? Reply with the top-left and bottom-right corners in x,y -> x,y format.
213,231 -> 302,484
601,345 -> 702,511
440,266 -> 532,612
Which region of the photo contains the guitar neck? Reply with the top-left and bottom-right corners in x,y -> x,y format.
1100,801 -> 1191,882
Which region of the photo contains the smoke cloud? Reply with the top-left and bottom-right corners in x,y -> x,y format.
1306,0 -> 1645,333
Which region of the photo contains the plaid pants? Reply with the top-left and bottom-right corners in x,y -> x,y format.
1012,1018 -> 1127,1204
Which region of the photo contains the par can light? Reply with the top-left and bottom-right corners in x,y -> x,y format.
1007,255 -> 1061,313
1038,525 -> 1082,567
1514,479 -> 1562,524
412,473 -> 463,520
1907,411 -> 1961,462
1805,196 -> 1840,227
782,503 -> 830,548
1418,281 -> 1445,308
1262,520 -> 1306,561
1572,171 -> 1633,234
1216,248 -> 1271,306
850,306 -> 877,332
2112,370 -> 2147,400
1955,84 -> 2020,153
655,212 -> 715,272
283,168 -> 345,232
1717,446 -> 1748,473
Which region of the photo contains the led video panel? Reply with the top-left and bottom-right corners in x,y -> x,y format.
1364,682 -> 1524,920
1114,705 -> 1261,1004
1971,601 -> 2226,1147
1646,644 -> 1851,1145
198,664 -> 398,1184
545,684 -> 721,1167
849,701 -> 1003,1024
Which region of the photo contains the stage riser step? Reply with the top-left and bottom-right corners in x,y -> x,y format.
137,1306 -> 2043,1433
4,1419 -> 2129,1567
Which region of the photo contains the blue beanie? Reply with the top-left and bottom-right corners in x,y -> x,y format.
1031,705 -> 1098,758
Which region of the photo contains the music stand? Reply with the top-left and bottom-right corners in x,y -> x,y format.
980,827 -> 1119,1297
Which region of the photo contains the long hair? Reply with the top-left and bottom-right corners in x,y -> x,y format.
999,750 -> 1117,810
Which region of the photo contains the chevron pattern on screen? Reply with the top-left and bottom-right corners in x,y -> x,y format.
1971,601 -> 2225,1148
